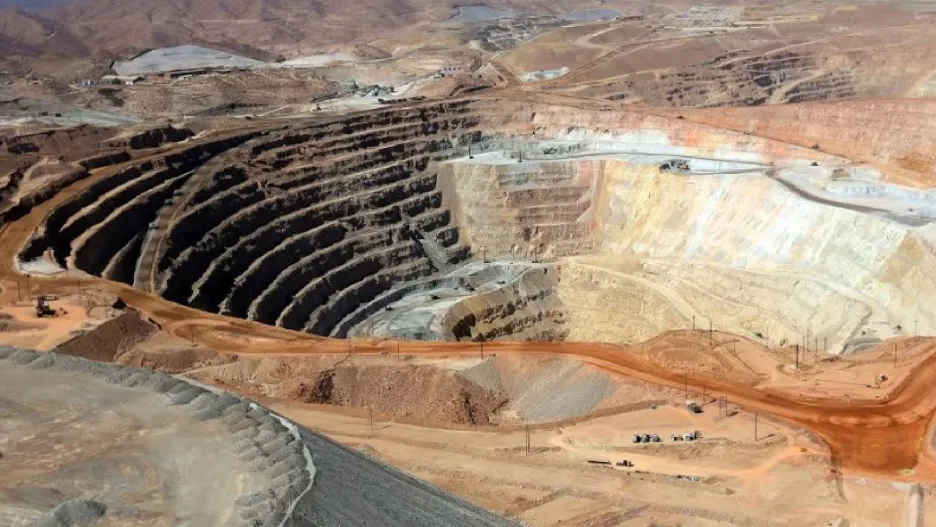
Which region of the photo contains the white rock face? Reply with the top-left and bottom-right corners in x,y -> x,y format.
592,160 -> 936,350
443,128 -> 936,351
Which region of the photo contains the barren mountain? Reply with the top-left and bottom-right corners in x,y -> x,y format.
0,0 -> 623,59
0,8 -> 85,56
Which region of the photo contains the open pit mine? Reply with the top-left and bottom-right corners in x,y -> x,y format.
14,98 -> 936,350
5,95 -> 936,526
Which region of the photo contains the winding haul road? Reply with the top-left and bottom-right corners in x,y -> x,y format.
4,131 -> 936,481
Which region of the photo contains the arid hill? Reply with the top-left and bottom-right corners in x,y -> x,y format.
0,8 -> 85,56
0,0 -> 631,59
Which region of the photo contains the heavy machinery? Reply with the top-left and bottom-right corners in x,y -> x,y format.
659,159 -> 691,172
35,295 -> 63,318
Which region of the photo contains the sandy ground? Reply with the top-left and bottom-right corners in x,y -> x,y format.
0,360 -> 266,526
0,294 -> 116,350
265,397 -> 911,527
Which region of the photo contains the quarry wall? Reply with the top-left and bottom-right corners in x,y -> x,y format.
437,104 -> 935,350
15,99 -> 936,351
582,160 -> 936,350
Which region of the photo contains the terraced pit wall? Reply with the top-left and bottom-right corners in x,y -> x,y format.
19,99 -> 522,338
441,105 -> 936,350
19,100 -> 936,350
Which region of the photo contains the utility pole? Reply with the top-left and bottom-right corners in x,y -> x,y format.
692,315 -> 696,331
795,343 -> 799,369
709,321 -> 713,346
369,408 -> 374,432
525,425 -> 531,455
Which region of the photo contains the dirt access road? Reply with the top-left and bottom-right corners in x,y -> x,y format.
2,125 -> 936,481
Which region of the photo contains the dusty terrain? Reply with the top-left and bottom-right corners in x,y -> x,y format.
3,91 -> 936,525
1,347 -> 520,527
3,0 -> 936,123
0,349 -> 270,527
3,2 -> 936,525
269,399 -> 915,527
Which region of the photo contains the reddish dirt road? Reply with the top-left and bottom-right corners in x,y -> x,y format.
3,132 -> 936,480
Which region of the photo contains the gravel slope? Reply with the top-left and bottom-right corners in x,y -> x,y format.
288,428 -> 520,527
0,346 -> 519,527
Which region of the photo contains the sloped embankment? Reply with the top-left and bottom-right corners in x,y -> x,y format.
53,309 -> 158,362
190,353 -> 670,426
0,347 -> 519,527
0,347 -> 309,527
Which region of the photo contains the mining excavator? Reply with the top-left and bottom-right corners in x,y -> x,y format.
35,295 -> 64,318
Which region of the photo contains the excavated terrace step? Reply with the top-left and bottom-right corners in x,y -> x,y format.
180,165 -> 422,303
181,171 -> 440,311
278,242 -> 422,330
71,173 -> 192,275
250,229 -> 407,325
157,131 -> 462,273
225,191 -> 444,319
304,258 -> 437,335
